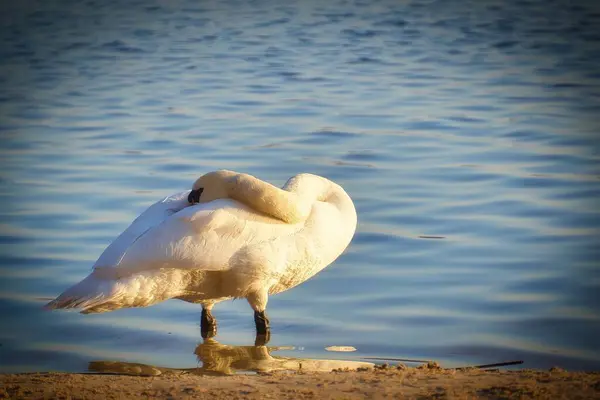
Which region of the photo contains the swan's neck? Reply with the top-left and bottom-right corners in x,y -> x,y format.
223,172 -> 355,225
225,173 -> 311,224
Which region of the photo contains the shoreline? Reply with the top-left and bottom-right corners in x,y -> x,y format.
2,364 -> 599,399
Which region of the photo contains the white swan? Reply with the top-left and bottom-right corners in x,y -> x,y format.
46,170 -> 357,341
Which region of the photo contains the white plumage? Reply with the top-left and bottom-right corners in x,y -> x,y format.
46,171 -> 357,334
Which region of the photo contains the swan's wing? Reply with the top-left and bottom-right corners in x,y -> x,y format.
99,198 -> 299,276
92,191 -> 190,269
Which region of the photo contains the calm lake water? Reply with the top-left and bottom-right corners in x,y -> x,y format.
1,0 -> 600,373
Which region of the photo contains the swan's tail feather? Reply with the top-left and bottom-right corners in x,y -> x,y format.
44,273 -> 124,313
44,268 -> 194,314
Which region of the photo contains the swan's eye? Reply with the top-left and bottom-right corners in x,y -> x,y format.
188,188 -> 204,204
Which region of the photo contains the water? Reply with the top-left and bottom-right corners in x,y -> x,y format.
1,0 -> 600,374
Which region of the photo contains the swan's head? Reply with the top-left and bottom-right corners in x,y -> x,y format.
188,170 -> 237,204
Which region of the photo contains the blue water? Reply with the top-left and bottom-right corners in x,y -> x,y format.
1,0 -> 599,373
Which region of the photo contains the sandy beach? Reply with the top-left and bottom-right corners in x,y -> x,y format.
2,364 -> 599,399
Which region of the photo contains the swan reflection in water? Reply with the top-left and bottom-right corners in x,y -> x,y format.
88,339 -> 374,376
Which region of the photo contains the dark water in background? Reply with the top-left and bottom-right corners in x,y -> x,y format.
1,0 -> 599,373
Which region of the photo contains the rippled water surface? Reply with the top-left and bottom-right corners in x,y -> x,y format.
1,0 -> 600,373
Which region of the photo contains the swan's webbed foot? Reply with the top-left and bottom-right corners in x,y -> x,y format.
201,308 -> 217,339
254,310 -> 270,345
255,331 -> 271,346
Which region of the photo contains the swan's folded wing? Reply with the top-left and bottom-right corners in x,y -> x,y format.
106,199 -> 299,276
93,191 -> 190,269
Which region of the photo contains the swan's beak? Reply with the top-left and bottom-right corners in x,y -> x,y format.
188,188 -> 204,204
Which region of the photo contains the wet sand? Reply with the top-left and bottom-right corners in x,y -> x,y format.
2,364 -> 599,399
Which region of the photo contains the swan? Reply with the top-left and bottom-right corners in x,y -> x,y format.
45,170 -> 357,342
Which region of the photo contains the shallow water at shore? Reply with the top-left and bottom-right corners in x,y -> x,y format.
1,0 -> 600,373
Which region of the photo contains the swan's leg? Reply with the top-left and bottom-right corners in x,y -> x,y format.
201,303 -> 217,339
254,311 -> 270,346
247,291 -> 270,345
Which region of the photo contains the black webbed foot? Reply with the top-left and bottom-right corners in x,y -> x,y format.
255,331 -> 271,346
201,308 -> 217,339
